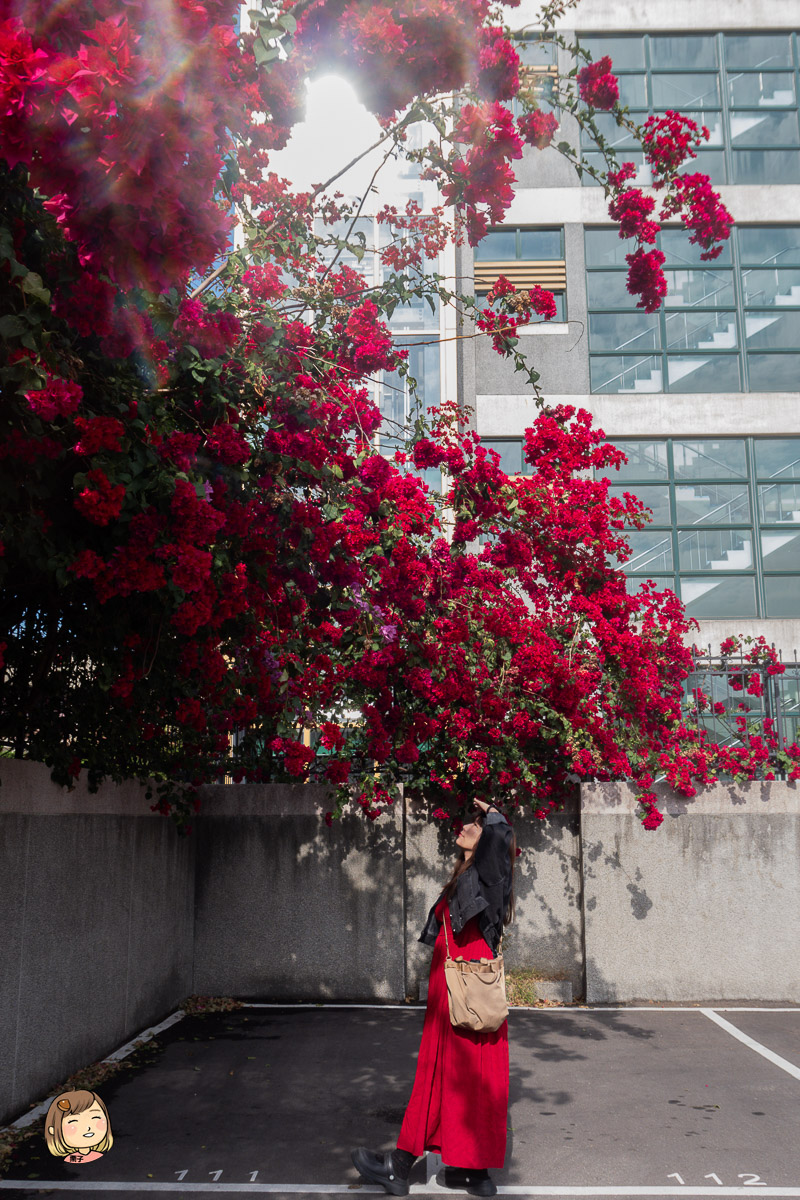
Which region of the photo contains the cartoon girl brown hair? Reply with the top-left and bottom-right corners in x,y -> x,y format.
45,1090 -> 113,1162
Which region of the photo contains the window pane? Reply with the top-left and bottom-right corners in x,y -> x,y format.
387,284 -> 439,330
742,267 -> 800,306
664,269 -> 734,307
673,439 -> 748,479
519,38 -> 557,67
764,576 -> 800,617
755,440 -> 800,479
649,35 -> 717,70
678,528 -> 753,571
414,466 -> 441,493
480,439 -> 525,474
615,75 -> 648,109
518,229 -> 562,259
609,483 -> 671,525
590,355 -> 663,393
608,440 -> 669,480
625,574 -> 675,596
578,36 -> 645,69
625,530 -> 674,572
681,576 -> 757,618
667,355 -> 740,392
381,339 -> 440,442
761,530 -> 800,571
744,310 -> 800,350
580,114 -> 638,149
475,230 -> 517,260
728,71 -> 795,108
748,353 -> 800,391
680,112 -> 724,145
587,271 -> 639,308
660,229 -> 731,267
725,34 -> 794,70
589,312 -> 660,353
681,148 -> 728,184
759,481 -> 800,523
585,229 -> 630,267
652,73 -> 720,109
581,151 -> 649,186
675,483 -> 750,525
739,227 -> 800,266
733,150 -> 800,184
730,110 -> 800,146
664,310 -> 738,352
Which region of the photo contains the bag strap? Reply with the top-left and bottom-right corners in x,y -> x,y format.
442,901 -> 452,959
443,899 -> 502,959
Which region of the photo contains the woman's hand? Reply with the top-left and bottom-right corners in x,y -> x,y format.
473,799 -> 493,814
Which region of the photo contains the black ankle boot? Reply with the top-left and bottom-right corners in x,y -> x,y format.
351,1147 -> 410,1196
437,1165 -> 497,1197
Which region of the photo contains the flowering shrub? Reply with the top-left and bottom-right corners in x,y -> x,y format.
0,0 -> 762,835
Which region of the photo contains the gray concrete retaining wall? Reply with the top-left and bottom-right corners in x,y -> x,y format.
192,784 -> 405,1001
581,780 -> 800,1003
0,760 -> 194,1127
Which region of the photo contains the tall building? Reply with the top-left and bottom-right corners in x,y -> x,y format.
460,1 -> 800,664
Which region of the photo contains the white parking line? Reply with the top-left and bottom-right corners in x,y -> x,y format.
2,1184 -> 800,1195
244,1004 -> 800,1013
701,1008 -> 800,1081
8,1010 -> 187,1131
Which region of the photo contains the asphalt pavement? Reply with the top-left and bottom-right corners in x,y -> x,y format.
1,1003 -> 799,1199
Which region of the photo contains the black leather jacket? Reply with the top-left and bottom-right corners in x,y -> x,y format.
418,810 -> 513,956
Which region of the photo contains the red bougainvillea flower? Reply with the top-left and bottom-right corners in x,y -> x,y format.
25,377 -> 82,421
577,56 -> 619,109
477,27 -> 520,101
625,247 -> 667,312
669,172 -> 734,261
74,469 -> 125,525
528,285 -> 557,319
73,415 -> 125,455
517,109 -> 558,149
642,110 -> 708,181
608,187 -> 659,244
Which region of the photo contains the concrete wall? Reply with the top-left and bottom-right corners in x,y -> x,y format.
0,760 -> 194,1128
581,780 -> 800,1003
192,784 -> 406,1001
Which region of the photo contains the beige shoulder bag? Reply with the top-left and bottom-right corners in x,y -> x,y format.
442,906 -> 508,1033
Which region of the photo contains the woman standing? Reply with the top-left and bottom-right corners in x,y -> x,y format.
351,799 -> 514,1198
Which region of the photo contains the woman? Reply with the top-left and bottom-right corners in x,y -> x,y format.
352,799 -> 514,1198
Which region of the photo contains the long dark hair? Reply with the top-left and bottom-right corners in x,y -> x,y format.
442,817 -> 516,926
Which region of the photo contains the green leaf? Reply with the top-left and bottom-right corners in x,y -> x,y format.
253,39 -> 279,66
0,314 -> 27,338
20,272 -> 50,303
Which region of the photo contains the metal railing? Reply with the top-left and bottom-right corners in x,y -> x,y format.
685,646 -> 800,757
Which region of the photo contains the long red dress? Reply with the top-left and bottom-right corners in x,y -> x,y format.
396,897 -> 509,1169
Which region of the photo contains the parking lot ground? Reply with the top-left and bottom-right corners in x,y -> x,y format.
1,1004 -> 799,1200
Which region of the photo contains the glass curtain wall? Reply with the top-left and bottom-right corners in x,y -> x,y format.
481,436 -> 800,617
586,226 -> 800,394
578,32 -> 800,186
